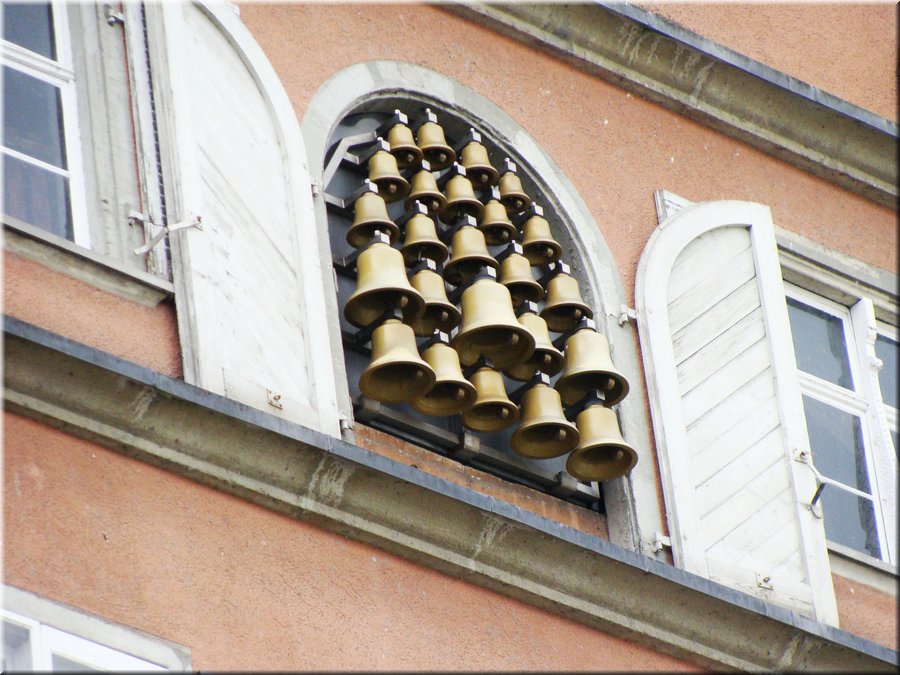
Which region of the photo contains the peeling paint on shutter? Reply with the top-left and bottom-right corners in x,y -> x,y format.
636,196 -> 839,625
150,1 -> 340,436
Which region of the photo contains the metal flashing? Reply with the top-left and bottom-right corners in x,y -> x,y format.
4,316 -> 898,671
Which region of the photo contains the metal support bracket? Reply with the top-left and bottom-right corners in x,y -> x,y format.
132,211 -> 202,256
651,531 -> 672,553
615,304 -> 638,326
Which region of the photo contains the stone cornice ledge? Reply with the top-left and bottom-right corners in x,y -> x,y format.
4,316 -> 897,672
439,2 -> 898,208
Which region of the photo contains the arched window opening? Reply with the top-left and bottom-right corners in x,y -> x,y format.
322,99 -> 636,512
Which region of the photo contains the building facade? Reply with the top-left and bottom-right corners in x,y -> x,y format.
3,1 -> 897,671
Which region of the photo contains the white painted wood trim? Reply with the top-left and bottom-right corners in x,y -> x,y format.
151,1 -> 341,437
635,199 -> 839,625
851,299 -> 897,564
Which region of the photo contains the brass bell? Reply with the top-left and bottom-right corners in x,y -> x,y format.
540,270 -> 593,333
555,323 -> 630,407
461,366 -> 519,432
567,404 -> 638,481
387,123 -> 423,169
405,167 -> 447,215
479,197 -> 517,245
347,190 -> 400,248
451,271 -> 536,368
499,251 -> 544,307
416,118 -> 455,171
505,306 -> 564,381
443,225 -> 498,286
359,319 -> 436,404
440,172 -> 485,223
521,212 -> 562,266
460,140 -> 499,187
510,381 -> 579,459
409,264 -> 461,336
498,162 -> 532,213
344,241 -> 426,328
368,149 -> 410,203
401,212 -> 448,266
412,339 -> 477,416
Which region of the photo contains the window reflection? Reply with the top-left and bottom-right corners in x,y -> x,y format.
1,1 -> 55,60
874,333 -> 898,409
787,297 -> 853,390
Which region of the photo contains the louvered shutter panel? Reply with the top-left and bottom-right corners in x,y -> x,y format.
152,1 -> 340,436
636,198 -> 838,625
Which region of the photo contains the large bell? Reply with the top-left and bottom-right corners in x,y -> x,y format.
451,273 -> 535,368
412,340 -> 477,416
443,225 -> 498,286
440,172 -> 484,223
409,265 -> 461,336
344,241 -> 426,328
500,251 -> 544,307
540,271 -> 593,333
387,123 -> 423,169
479,197 -> 517,245
498,168 -> 532,214
347,191 -> 400,248
368,149 -> 410,203
460,140 -> 499,187
461,366 -> 519,432
401,212 -> 448,266
511,382 -> 579,459
567,404 -> 638,481
521,212 -> 562,266
359,319 -> 436,403
505,308 -> 564,381
416,120 -> 455,171
405,167 -> 447,215
555,325 -> 630,406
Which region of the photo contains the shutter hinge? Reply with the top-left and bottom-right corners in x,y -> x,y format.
651,531 -> 672,553
756,572 -> 774,591
266,389 -> 284,410
131,211 -> 203,256
311,180 -> 323,199
612,304 -> 637,326
103,3 -> 125,26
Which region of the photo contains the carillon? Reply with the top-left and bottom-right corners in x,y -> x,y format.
326,106 -> 637,487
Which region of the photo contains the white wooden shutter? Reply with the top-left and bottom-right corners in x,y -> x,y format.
636,197 -> 839,625
150,1 -> 340,436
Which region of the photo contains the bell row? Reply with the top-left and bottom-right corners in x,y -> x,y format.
357,322 -> 637,482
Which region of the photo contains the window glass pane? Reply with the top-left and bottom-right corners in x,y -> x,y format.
52,654 -> 101,672
787,297 -> 854,389
3,65 -> 67,169
874,333 -> 898,409
3,152 -> 72,238
802,395 -> 870,493
891,428 -> 898,461
2,1 -> 55,60
3,620 -> 33,670
819,483 -> 881,559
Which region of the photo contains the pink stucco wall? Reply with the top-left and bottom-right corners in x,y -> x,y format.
640,2 -> 898,121
3,412 -> 701,671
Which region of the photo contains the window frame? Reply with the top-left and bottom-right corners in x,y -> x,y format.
1,0 -> 90,246
2,585 -> 190,671
785,282 -> 896,565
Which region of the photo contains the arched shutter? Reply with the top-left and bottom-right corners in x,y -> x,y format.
148,2 -> 340,436
636,198 -> 839,625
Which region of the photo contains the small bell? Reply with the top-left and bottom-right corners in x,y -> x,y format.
412,339 -> 477,416
498,160 -> 532,214
511,380 -> 579,459
440,171 -> 485,223
461,365 -> 519,432
409,264 -> 461,336
405,166 -> 447,215
479,196 -> 517,245
416,111 -> 456,171
344,241 -> 426,328
520,211 -> 562,266
451,271 -> 535,368
504,306 -> 564,381
459,138 -> 499,187
567,403 -> 638,481
386,122 -> 423,169
400,211 -> 448,266
367,149 -> 410,203
540,269 -> 593,333
347,189 -> 400,248
359,319 -> 436,403
555,321 -> 629,407
443,225 -> 498,287
499,250 -> 544,307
